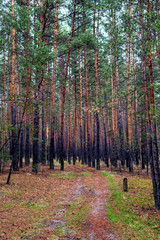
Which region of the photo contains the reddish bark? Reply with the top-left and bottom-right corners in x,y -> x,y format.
60,0 -> 76,170
3,48 -> 8,140
49,1 -> 58,169
79,49 -> 83,162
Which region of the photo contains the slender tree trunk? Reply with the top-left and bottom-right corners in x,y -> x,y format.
73,60 -> 77,165
93,0 -> 100,170
67,68 -> 72,164
156,0 -> 160,68
60,0 -> 76,170
132,44 -> 139,166
79,49 -> 83,163
41,89 -> 46,165
3,48 -> 8,140
19,129 -> 24,168
147,0 -> 160,210
138,0 -> 149,171
49,0 -> 58,169
25,0 -> 31,166
32,96 -> 39,172
109,23 -> 117,168
11,0 -> 18,172
40,0 -> 46,165
84,47 -> 89,165
125,0 -> 132,172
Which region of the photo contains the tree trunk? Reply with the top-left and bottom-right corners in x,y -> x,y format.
79,49 -> 83,163
25,0 -> 31,167
138,0 -> 149,171
67,68 -> 72,164
147,0 -> 160,210
11,0 -> 18,172
93,0 -> 100,170
73,60 -> 77,165
3,48 -> 8,140
32,99 -> 39,172
49,0 -> 58,169
60,0 -> 76,171
125,0 -> 132,172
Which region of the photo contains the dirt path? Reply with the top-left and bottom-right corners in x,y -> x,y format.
84,169 -> 121,240
43,165 -> 122,240
0,164 -> 122,240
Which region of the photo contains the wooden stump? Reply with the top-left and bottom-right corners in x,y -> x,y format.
123,178 -> 128,192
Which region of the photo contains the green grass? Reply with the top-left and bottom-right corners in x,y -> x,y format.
50,197 -> 90,239
82,172 -> 92,177
25,202 -> 48,210
64,197 -> 90,231
102,172 -> 160,240
64,197 -> 89,225
51,171 -> 76,179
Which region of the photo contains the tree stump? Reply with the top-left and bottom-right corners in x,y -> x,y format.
123,178 -> 128,192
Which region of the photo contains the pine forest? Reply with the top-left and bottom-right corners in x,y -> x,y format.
0,0 -> 160,239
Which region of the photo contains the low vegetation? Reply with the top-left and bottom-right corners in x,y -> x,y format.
82,172 -> 92,177
1,163 -> 160,239
102,172 -> 160,240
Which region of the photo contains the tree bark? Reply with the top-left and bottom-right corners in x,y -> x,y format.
49,0 -> 58,169
60,0 -> 76,170
93,0 -> 100,170
11,0 -> 18,172
147,0 -> 160,210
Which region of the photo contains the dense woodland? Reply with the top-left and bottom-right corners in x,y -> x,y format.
0,0 -> 160,210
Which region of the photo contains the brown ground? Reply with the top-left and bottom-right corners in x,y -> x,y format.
0,163 -> 122,240
86,171 -> 120,240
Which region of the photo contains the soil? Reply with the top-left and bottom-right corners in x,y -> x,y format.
85,170 -> 120,240
0,163 -> 122,240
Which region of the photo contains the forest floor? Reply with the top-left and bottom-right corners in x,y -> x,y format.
0,161 -> 160,240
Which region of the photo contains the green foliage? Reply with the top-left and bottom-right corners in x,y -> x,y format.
71,30 -> 98,50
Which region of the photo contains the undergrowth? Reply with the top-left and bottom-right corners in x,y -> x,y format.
102,172 -> 160,240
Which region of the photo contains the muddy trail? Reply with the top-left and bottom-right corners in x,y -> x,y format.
0,164 -> 122,240
39,165 -> 122,240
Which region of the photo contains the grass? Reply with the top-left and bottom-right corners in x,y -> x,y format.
49,196 -> 90,239
82,172 -> 92,177
63,196 -> 90,237
25,202 -> 48,210
64,196 -> 90,227
51,171 -> 76,179
102,172 -> 160,240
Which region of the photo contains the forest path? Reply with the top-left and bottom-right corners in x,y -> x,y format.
83,168 -> 120,240
41,164 -> 122,240
0,163 -> 122,240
